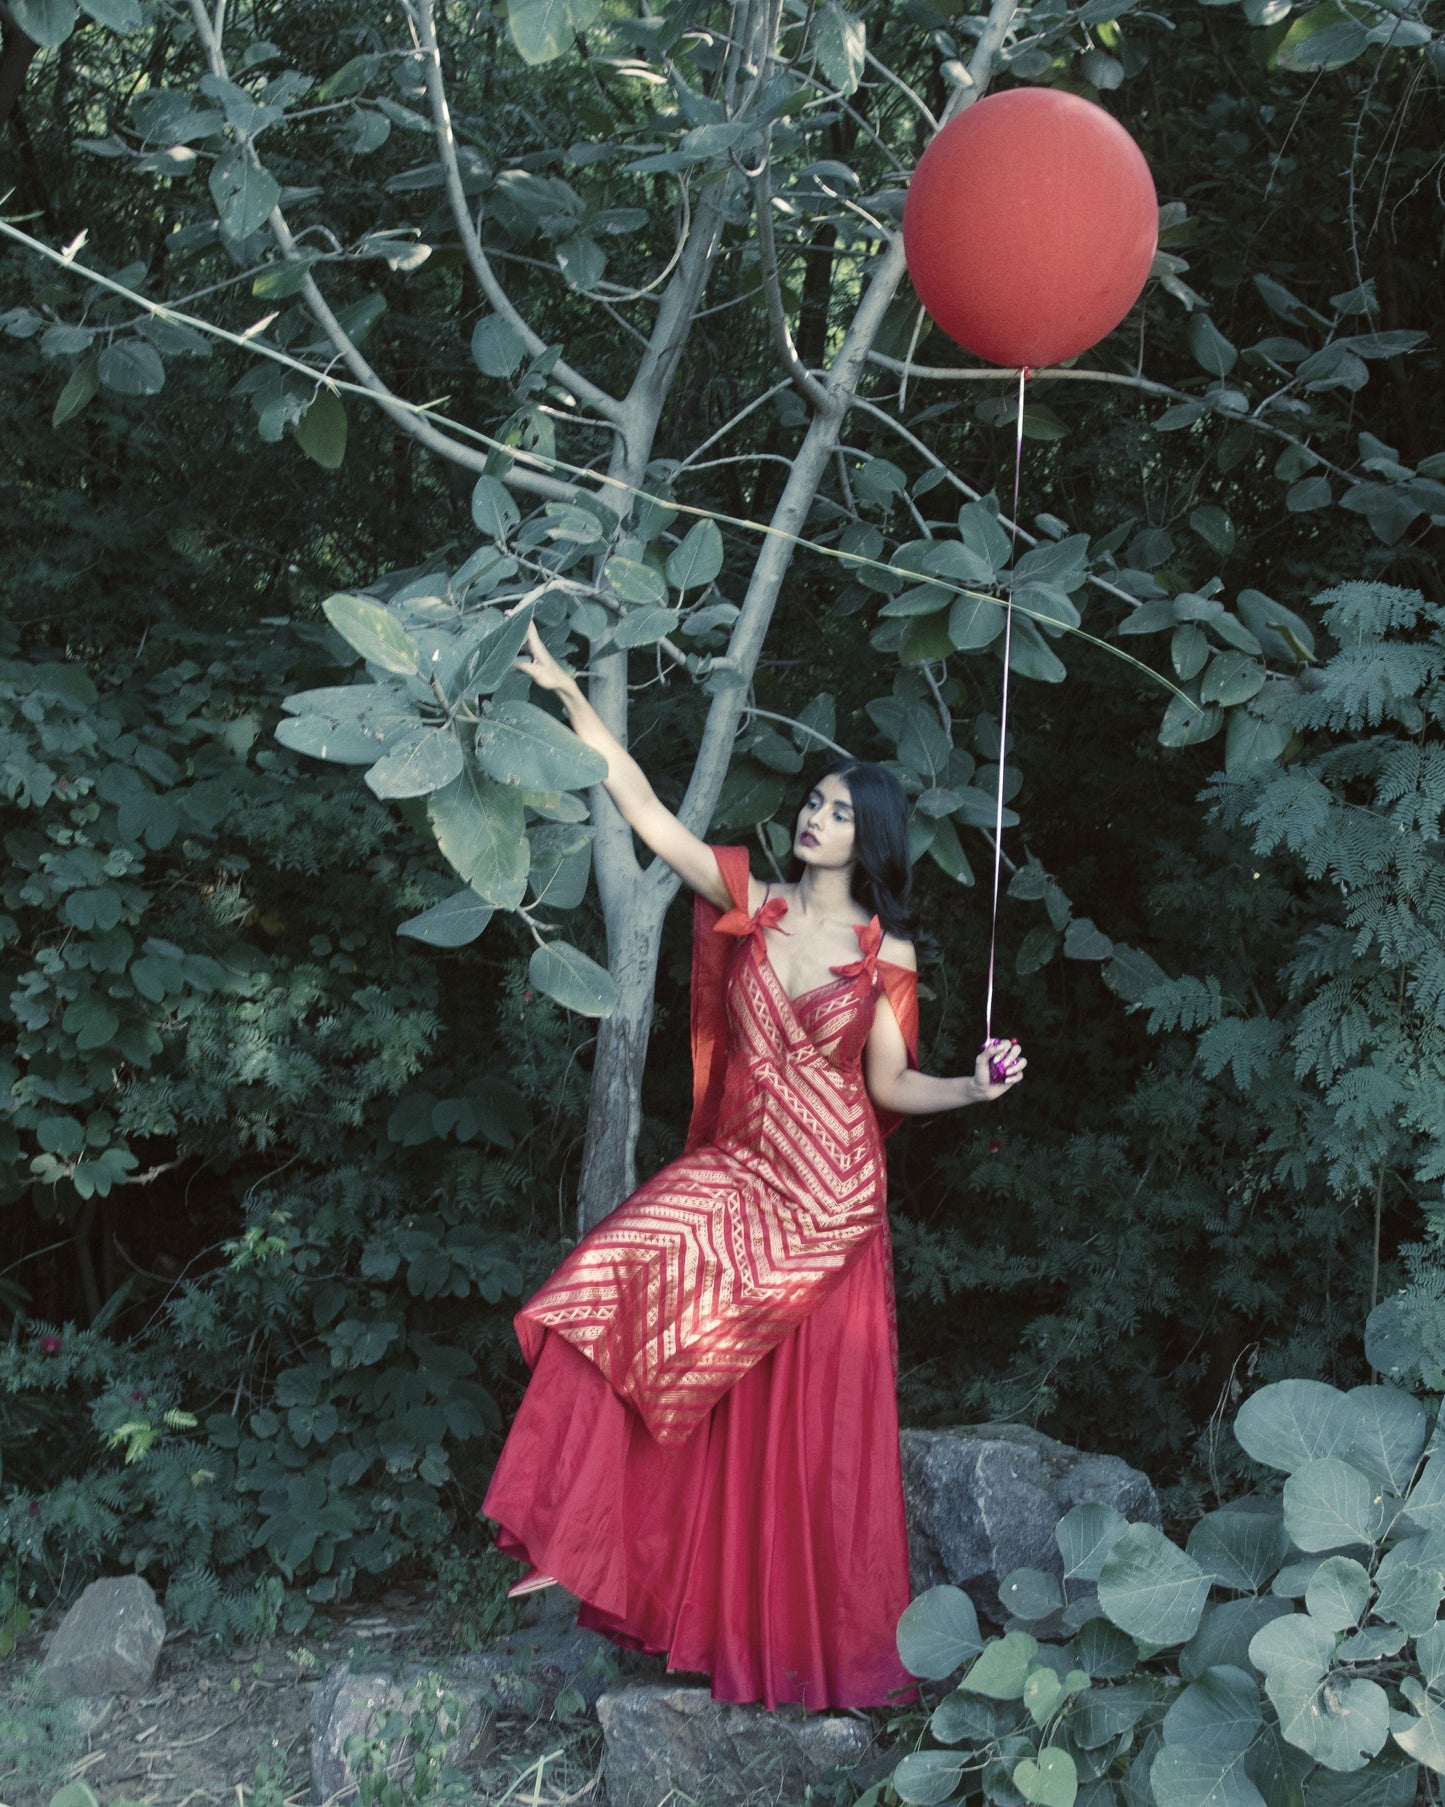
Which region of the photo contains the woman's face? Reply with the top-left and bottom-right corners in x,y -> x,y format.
794,774 -> 856,870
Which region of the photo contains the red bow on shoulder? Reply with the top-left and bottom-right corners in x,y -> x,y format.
830,916 -> 883,993
714,894 -> 789,941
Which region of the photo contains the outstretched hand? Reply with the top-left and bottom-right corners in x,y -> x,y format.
975,1037 -> 1026,1101
514,622 -> 576,695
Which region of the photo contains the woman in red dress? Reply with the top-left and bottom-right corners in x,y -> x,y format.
483,625 -> 1026,1711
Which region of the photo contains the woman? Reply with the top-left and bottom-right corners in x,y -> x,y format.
483,624 -> 1025,1711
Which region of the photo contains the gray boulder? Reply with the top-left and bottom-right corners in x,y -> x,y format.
41,1575 -> 165,1699
901,1423 -> 1160,1619
309,1622 -> 613,1804
596,1683 -> 874,1807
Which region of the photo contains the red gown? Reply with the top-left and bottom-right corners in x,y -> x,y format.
483,846 -> 918,1710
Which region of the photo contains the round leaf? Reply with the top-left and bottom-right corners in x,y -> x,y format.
1163,1666 -> 1262,1755
1345,1384 -> 1427,1492
471,313 -> 527,378
322,594 -> 423,676
1282,1458 -> 1384,1552
209,150 -> 281,238
893,1751 -> 966,1806
428,769 -> 529,907
474,700 -> 608,791
1097,1524 -> 1210,1647
293,386 -> 347,470
1225,710 -> 1292,770
1200,652 -> 1265,706
1014,1748 -> 1078,1807
897,1585 -> 983,1680
471,475 -> 520,540
1058,1503 -> 1131,1584
363,730 -> 465,800
948,590 -> 1004,651
98,340 -> 165,396
1234,1380 -> 1359,1474
667,519 -> 724,592
10,0 -> 77,45
1186,1507 -> 1289,1593
1150,1746 -> 1265,1807
961,1631 -> 1038,1699
1267,1668 -> 1388,1771
1304,1556 -> 1370,1631
1000,1569 -> 1064,1623
397,889 -> 494,948
528,941 -> 617,1018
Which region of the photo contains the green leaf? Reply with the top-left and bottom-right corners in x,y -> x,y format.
474,700 -> 607,791
1190,506 -> 1236,556
1058,1503 -> 1131,1583
293,387 -> 347,470
949,589 -> 1004,651
1181,1597 -> 1293,1682
1159,695 -> 1222,748
52,353 -> 100,426
1281,1458 -> 1384,1552
471,314 -> 528,379
897,1585 -> 984,1680
528,823 -> 593,909
428,768 -> 529,907
1225,710 -> 1292,771
1189,316 -> 1239,378
1150,1745 -> 1265,1807
10,0 -> 77,46
209,151 -> 281,238
1286,476 -> 1332,512
1186,1508 -> 1289,1593
322,594 -> 422,675
98,340 -> 165,396
1404,1454 -> 1445,1532
1306,1758 -> 1421,1805
961,1631 -> 1038,1699
1007,619 -> 1067,683
471,475 -> 521,540
816,2 -> 866,95
894,1751 -> 966,1805
63,995 -> 120,1052
1234,1381 -> 1359,1474
1064,918 -> 1112,961
1274,0 -> 1369,71
667,519 -> 724,592
507,0 -> 603,64
1102,943 -> 1170,1004
1272,1667 -> 1388,1771
1016,925 -> 1058,975
556,232 -> 606,291
454,605 -> 536,699
1303,1556 -> 1370,1631
79,0 -> 144,32
364,730 -> 465,800
48,1783 -> 102,1807
605,556 -> 668,607
528,941 -> 617,1017
1015,1749 -> 1077,1807
1372,1536 -> 1445,1632
1345,1384 -> 1427,1492
1201,653 -> 1265,707
1024,1665 -> 1065,1727
397,889 -> 494,948
1000,1569 -> 1064,1622
1163,1665 -> 1263,1754
1097,1524 -> 1210,1647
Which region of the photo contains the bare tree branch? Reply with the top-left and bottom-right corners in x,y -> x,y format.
409,0 -> 624,422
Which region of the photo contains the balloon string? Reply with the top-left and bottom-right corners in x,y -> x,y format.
984,365 -> 1029,1045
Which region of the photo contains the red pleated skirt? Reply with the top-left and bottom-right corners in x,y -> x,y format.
482,1227 -> 914,1711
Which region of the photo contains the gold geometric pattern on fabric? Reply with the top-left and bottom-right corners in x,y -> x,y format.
515,931 -> 889,1444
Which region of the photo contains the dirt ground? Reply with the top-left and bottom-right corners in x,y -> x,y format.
1,1593 -> 608,1807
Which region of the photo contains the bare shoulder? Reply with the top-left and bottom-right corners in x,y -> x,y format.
880,932 -> 916,970
746,873 -> 792,913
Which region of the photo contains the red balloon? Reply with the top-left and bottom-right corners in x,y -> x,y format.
903,89 -> 1158,370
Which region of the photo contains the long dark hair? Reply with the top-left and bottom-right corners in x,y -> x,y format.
789,758 -> 926,952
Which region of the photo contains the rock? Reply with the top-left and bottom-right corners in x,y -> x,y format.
41,1576 -> 165,1699
901,1423 -> 1160,1619
309,1622 -> 614,1804
595,1683 -> 874,1807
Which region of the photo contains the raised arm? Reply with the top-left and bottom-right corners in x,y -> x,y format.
516,623 -> 732,910
865,947 -> 1025,1115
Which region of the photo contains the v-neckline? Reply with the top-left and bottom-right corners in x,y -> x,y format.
755,906 -> 878,1010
